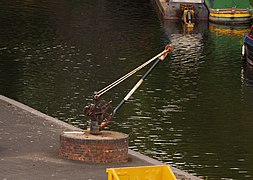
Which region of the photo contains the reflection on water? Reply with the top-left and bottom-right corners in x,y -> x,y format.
209,23 -> 250,37
241,62 -> 253,87
164,20 -> 206,69
1,1 -> 253,179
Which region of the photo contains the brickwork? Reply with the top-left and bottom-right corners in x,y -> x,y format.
59,131 -> 129,163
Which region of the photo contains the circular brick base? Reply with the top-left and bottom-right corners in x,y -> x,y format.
59,130 -> 128,163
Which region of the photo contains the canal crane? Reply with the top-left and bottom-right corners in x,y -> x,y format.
85,44 -> 173,135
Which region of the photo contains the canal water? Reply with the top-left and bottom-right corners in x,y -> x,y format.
0,1 -> 253,179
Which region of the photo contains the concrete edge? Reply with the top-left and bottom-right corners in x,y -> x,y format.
0,95 -> 80,131
0,95 -> 201,179
128,149 -> 164,166
128,149 -> 200,180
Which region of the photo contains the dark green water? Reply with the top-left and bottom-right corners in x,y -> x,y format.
1,1 -> 253,179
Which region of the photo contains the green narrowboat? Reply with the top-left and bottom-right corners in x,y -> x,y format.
205,0 -> 253,24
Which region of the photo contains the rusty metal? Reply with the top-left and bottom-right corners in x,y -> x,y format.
85,98 -> 113,134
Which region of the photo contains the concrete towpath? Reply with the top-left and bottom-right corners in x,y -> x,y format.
0,95 -> 200,180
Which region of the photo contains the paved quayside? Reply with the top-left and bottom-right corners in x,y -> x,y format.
0,95 -> 200,180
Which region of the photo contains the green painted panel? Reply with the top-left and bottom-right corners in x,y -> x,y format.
212,0 -> 251,9
204,0 -> 213,9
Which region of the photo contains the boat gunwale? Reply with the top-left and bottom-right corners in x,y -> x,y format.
209,13 -> 252,18
209,8 -> 251,14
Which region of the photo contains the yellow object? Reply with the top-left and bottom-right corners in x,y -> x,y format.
210,12 -> 251,18
183,9 -> 195,28
106,165 -> 177,180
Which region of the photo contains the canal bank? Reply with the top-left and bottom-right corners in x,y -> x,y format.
0,95 -> 200,180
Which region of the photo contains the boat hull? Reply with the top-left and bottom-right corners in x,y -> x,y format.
246,45 -> 253,66
243,26 -> 253,66
209,9 -> 252,24
154,0 -> 208,20
165,2 -> 208,19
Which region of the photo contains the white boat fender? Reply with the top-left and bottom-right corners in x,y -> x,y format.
242,44 -> 245,56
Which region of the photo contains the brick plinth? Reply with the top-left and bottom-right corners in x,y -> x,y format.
59,130 -> 128,163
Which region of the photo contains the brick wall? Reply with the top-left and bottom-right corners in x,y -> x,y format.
59,132 -> 129,163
